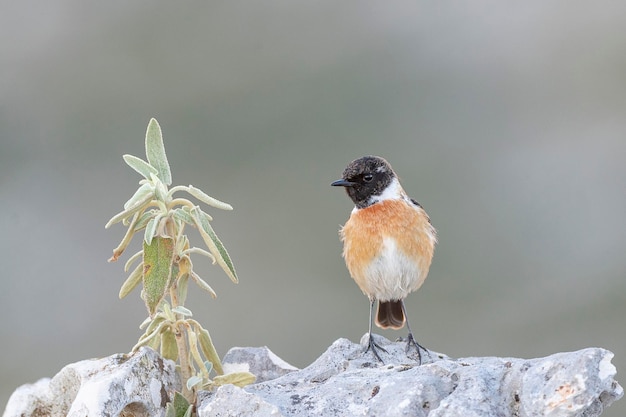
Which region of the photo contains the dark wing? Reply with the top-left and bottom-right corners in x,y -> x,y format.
409,197 -> 433,224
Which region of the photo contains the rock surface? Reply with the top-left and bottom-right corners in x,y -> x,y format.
3,347 -> 179,417
198,334 -> 623,417
222,346 -> 299,383
4,336 -> 622,417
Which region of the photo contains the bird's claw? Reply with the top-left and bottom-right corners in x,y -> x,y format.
405,332 -> 431,365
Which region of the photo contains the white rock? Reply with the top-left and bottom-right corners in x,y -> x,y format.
200,335 -> 623,417
3,347 -> 180,417
197,384 -> 284,417
4,337 -> 622,417
222,346 -> 298,383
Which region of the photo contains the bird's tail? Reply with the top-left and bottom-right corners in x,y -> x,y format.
376,300 -> 405,329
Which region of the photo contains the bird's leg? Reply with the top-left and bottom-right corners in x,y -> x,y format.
401,301 -> 431,365
365,298 -> 387,362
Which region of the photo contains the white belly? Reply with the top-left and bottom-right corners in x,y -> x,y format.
364,237 -> 425,301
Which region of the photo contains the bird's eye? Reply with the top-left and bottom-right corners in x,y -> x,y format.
363,174 -> 374,183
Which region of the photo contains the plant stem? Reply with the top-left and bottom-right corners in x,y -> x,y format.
170,283 -> 195,404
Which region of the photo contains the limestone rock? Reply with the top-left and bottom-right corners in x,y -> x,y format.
222,346 -> 298,383
197,384 -> 284,416
199,335 -> 623,417
3,347 -> 180,417
4,336 -> 622,417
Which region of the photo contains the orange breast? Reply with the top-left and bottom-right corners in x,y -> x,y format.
340,199 -> 436,299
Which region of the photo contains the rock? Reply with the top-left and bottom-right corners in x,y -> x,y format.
222,346 -> 298,383
198,334 -> 623,417
197,385 -> 284,416
3,347 -> 180,417
4,337 -> 622,417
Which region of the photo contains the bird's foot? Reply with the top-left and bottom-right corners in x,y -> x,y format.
405,332 -> 431,365
364,333 -> 388,362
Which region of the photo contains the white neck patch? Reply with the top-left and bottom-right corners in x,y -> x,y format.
369,177 -> 404,205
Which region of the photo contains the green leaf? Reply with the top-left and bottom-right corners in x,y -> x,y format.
177,272 -> 189,306
198,327 -> 223,375
142,237 -> 175,317
140,315 -> 165,334
167,392 -> 190,417
190,271 -> 217,298
182,247 -> 216,264
124,250 -> 143,272
204,360 -> 213,375
108,211 -> 141,262
144,213 -> 164,245
123,183 -> 155,210
160,328 -> 178,362
171,306 -> 193,317
123,154 -> 158,180
105,191 -> 154,229
212,371 -> 256,388
172,207 -> 195,225
144,217 -> 157,245
119,262 -> 143,299
186,375 -> 202,391
146,331 -> 162,351
191,208 -> 238,284
145,118 -> 172,185
152,173 -> 169,202
134,209 -> 156,232
187,185 -> 233,211
132,318 -> 166,352
139,316 -> 153,330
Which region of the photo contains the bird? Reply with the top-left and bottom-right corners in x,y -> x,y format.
331,155 -> 437,363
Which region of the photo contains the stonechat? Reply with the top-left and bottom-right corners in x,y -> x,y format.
331,156 -> 437,363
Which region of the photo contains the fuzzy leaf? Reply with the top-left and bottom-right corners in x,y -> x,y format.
142,237 -> 175,317
134,210 -> 156,232
145,118 -> 172,185
123,183 -> 155,210
146,332 -> 162,351
153,173 -> 169,202
204,360 -> 214,375
171,306 -> 193,317
119,262 -> 143,299
124,250 -> 143,272
139,316 -> 153,330
166,393 -> 190,417
123,154 -> 158,181
187,185 -> 233,211
212,371 -> 256,388
198,327 -> 223,375
177,272 -> 189,306
138,316 -> 166,341
132,319 -> 166,352
105,191 -> 153,229
108,212 -> 141,262
189,272 -> 217,298
140,316 -> 165,338
187,330 -> 207,377
172,207 -> 195,225
186,375 -> 203,391
183,247 -> 216,264
160,328 -> 178,362
144,213 -> 164,245
191,208 -> 238,283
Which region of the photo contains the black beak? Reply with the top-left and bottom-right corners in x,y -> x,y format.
331,179 -> 356,187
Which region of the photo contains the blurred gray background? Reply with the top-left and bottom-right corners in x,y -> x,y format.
2,1 -> 625,415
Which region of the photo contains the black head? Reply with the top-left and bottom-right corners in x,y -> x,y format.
331,155 -> 396,208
